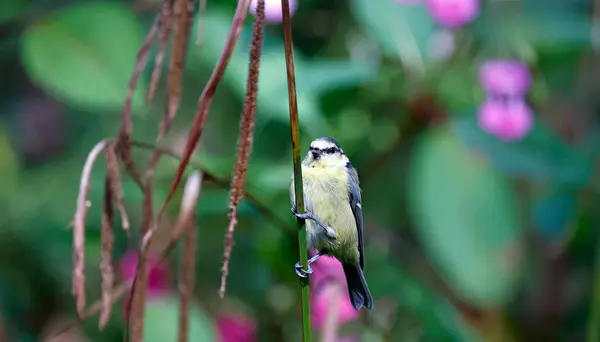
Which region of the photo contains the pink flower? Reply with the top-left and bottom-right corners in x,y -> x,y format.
479,59 -> 532,96
309,253 -> 360,329
426,0 -> 479,28
118,251 -> 169,297
311,283 -> 361,329
478,97 -> 533,142
217,314 -> 256,342
310,253 -> 346,289
250,0 -> 298,24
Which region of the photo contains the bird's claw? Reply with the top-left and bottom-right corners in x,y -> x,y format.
295,262 -> 314,278
294,212 -> 313,220
291,205 -> 309,220
291,205 -> 336,240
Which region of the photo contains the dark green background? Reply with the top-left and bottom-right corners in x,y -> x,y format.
0,0 -> 598,340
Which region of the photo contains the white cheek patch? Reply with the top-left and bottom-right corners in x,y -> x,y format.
336,154 -> 350,166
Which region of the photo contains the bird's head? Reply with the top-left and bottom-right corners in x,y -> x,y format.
303,136 -> 349,169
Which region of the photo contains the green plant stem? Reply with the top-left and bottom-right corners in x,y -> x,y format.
586,238 -> 600,342
280,0 -> 311,341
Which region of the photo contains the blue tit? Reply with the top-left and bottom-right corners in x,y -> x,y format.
290,136 -> 373,311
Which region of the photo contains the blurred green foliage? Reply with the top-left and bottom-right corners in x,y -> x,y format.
408,128 -> 523,307
1,0 -> 600,341
144,296 -> 217,342
21,2 -> 147,112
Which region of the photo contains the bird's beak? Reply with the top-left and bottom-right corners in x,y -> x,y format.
311,150 -> 320,159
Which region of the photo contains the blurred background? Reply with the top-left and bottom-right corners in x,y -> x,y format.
0,0 -> 598,341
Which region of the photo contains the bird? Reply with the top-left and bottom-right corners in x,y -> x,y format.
289,136 -> 373,310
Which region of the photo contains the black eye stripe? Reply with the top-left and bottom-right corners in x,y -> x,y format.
310,146 -> 339,153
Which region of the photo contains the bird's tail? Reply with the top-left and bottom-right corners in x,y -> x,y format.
342,263 -> 373,310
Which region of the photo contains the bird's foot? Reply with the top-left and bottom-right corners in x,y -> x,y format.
295,262 -> 314,278
324,226 -> 337,240
291,205 -> 336,240
291,204 -> 311,220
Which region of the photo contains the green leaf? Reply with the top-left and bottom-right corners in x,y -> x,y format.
350,0 -> 436,72
144,296 -> 217,342
533,188 -> 576,238
474,11 -> 590,58
451,115 -> 593,185
0,125 -> 19,191
407,127 -> 525,307
430,64 -> 484,111
21,2 -> 147,112
295,60 -> 378,94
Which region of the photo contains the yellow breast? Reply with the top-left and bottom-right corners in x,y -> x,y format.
301,165 -> 359,263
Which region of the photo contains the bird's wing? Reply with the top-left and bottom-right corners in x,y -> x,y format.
348,167 -> 365,270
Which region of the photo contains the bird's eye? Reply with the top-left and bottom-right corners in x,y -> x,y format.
324,147 -> 336,154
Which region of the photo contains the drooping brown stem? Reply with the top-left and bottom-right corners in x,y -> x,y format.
99,154 -> 116,329
105,143 -> 130,232
177,217 -> 198,342
128,0 -> 195,338
160,0 -> 194,141
147,0 -> 175,103
156,0 -> 251,221
66,139 -> 297,332
122,5 -> 252,335
219,0 -> 264,299
116,9 -> 162,189
72,140 -> 109,318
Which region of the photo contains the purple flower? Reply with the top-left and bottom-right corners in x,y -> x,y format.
217,314 -> 256,342
250,0 -> 298,24
311,283 -> 360,330
478,97 -> 533,142
309,253 -> 360,329
479,59 -> 532,96
426,0 -> 480,28
310,253 -> 346,289
119,251 -> 169,297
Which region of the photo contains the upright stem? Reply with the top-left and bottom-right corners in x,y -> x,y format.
586,238 -> 600,342
280,0 -> 311,341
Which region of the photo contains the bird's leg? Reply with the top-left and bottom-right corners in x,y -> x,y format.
294,252 -> 324,278
291,205 -> 337,240
308,252 -> 323,264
